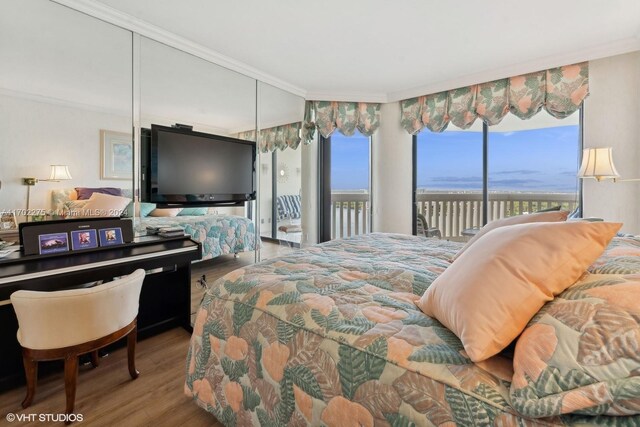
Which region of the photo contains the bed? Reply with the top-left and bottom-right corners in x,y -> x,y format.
185,232 -> 640,426
51,189 -> 258,261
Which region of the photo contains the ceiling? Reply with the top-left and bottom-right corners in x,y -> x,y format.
58,0 -> 640,102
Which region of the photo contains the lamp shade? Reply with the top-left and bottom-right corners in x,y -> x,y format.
48,165 -> 72,181
577,148 -> 619,181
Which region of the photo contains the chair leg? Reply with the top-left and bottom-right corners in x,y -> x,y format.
21,352 -> 37,409
127,325 -> 139,379
64,354 -> 78,419
90,350 -> 99,368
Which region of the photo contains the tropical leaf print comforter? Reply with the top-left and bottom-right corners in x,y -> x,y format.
185,233 -> 639,426
140,215 -> 257,261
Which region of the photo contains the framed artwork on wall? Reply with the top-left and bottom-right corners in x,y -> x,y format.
100,130 -> 132,180
1,212 -> 17,230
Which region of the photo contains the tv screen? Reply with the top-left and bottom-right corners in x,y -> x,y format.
141,125 -> 256,205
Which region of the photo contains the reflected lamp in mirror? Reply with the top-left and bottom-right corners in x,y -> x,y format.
578,148 -> 639,182
277,163 -> 289,184
22,165 -> 73,215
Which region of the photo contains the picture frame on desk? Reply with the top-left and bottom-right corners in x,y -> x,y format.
70,229 -> 98,251
98,227 -> 123,246
20,218 -> 134,256
38,232 -> 70,255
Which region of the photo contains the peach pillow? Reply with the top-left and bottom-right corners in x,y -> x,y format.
452,211 -> 568,261
416,221 -> 621,362
148,208 -> 183,217
80,192 -> 131,217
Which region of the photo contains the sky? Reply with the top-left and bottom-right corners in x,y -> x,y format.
331,125 -> 580,193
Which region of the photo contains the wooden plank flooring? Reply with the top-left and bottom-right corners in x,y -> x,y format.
0,328 -> 221,426
0,241 -> 294,426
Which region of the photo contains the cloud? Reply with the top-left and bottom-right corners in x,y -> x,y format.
493,169 -> 539,175
558,170 -> 578,176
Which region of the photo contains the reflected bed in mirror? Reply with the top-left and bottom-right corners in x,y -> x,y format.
50,188 -> 257,261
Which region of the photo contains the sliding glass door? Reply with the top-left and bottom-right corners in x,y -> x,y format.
319,130 -> 372,242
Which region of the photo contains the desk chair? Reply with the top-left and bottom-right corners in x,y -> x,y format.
10,269 -> 146,421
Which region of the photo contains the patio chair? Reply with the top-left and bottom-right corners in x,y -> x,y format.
416,213 -> 442,239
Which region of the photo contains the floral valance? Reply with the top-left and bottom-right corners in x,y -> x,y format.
302,101 -> 381,144
237,122 -> 302,153
400,62 -> 589,134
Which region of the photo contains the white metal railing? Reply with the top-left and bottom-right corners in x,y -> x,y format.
330,191 -> 578,240
416,192 -> 578,239
331,192 -> 370,239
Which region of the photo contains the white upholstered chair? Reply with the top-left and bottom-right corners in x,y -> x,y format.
10,269 -> 146,420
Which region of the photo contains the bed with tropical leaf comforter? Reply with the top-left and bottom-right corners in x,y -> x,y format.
185,232 -> 640,426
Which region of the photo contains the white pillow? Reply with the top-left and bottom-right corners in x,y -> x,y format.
81,192 -> 131,217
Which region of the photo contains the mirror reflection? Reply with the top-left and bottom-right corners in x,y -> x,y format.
0,0 -> 133,224
255,82 -> 305,246
138,36 -> 258,259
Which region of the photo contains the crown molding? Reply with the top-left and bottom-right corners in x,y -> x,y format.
50,0 -> 307,99
387,37 -> 640,102
304,91 -> 389,103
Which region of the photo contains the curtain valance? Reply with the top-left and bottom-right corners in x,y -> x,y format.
302,101 -> 381,144
237,122 -> 302,153
400,62 -> 589,134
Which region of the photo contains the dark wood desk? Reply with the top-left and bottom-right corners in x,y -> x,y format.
0,235 -> 200,391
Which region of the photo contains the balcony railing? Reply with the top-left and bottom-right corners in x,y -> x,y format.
331,192 -> 370,239
330,191 -> 578,240
417,192 -> 578,240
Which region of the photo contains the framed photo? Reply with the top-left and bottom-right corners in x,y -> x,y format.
1,212 -> 17,230
100,130 -> 132,180
99,227 -> 124,246
38,232 -> 69,255
70,229 -> 98,251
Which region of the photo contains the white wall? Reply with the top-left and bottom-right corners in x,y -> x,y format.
301,137 -> 318,245
372,102 -> 413,234
277,148 -> 302,197
583,51 -> 640,234
0,95 -> 131,218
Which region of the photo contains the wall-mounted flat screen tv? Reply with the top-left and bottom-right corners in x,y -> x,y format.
141,125 -> 256,206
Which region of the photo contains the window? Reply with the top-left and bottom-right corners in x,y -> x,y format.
415,121 -> 483,238
413,110 -> 581,240
319,130 -> 371,242
488,112 -> 580,219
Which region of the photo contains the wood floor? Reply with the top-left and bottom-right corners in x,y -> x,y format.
0,328 -> 221,426
0,241 -> 293,426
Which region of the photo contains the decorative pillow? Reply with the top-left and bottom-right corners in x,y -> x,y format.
178,207 -> 208,216
63,200 -> 91,218
510,272 -> 640,417
588,234 -> 640,274
452,210 -> 568,261
140,203 -> 157,217
148,208 -> 182,217
416,221 -> 621,362
75,187 -> 123,200
64,200 -> 90,211
81,192 -> 131,217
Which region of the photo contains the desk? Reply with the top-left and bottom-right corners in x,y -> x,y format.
0,235 -> 200,391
